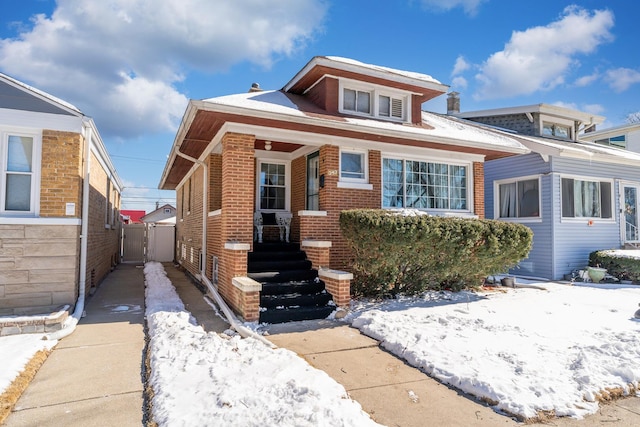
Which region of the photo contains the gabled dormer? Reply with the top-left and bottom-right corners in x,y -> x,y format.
282,56 -> 448,125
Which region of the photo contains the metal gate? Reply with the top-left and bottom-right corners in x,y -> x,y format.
122,223 -> 146,263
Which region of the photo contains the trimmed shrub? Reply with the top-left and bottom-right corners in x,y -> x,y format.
339,209 -> 533,297
589,250 -> 640,282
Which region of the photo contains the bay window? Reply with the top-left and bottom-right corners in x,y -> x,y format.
383,157 -> 468,211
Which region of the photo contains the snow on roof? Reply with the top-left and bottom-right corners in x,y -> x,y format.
323,56 -> 443,85
0,72 -> 82,115
202,90 -> 528,152
507,131 -> 640,163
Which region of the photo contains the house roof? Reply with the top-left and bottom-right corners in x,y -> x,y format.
159,89 -> 530,189
140,204 -> 176,222
454,103 -> 605,127
121,210 -> 146,223
580,122 -> 640,141
485,126 -> 640,166
0,72 -> 82,116
283,56 -> 448,104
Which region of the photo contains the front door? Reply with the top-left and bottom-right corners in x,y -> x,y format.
623,184 -> 640,243
307,152 -> 319,210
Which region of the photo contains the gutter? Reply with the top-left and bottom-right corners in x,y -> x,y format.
45,120 -> 92,340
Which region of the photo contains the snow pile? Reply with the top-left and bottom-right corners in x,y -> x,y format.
144,262 -> 381,427
0,334 -> 56,393
350,284 -> 640,420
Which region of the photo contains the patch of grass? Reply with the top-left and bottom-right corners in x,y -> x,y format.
0,348 -> 51,424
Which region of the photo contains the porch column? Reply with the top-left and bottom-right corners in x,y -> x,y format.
218,132 -> 256,319
473,162 -> 485,219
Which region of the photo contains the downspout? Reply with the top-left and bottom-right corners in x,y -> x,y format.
45,121 -> 92,340
173,148 -> 273,347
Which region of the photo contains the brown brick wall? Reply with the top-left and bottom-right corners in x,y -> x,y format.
86,151 -> 121,294
209,154 -> 222,212
473,161 -> 485,219
290,155 -> 307,242
40,130 -> 83,218
175,166 -> 204,278
318,146 -> 380,269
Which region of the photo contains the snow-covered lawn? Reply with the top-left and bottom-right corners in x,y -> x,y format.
347,282 -> 640,420
144,262 -> 381,427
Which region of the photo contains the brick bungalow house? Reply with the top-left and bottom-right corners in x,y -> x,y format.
159,56 -> 529,323
0,72 -> 122,335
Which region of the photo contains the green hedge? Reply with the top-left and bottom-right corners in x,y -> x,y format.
339,209 -> 533,297
589,250 -> 640,282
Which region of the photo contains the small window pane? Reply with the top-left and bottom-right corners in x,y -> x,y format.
5,174 -> 31,211
601,182 -> 612,218
542,123 -> 554,136
344,89 -> 356,111
517,179 -> 539,217
379,96 -> 390,117
555,125 -> 569,138
341,152 -> 364,180
8,136 -> 33,172
356,91 -> 370,114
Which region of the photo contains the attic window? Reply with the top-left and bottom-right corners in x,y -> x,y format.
343,89 -> 371,114
340,80 -> 410,122
542,122 -> 570,139
379,96 -> 404,119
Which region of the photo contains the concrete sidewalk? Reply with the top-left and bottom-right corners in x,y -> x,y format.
265,322 -> 640,427
5,263 -> 147,427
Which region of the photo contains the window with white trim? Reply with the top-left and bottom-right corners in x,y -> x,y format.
561,177 -> 612,219
340,149 -> 367,183
1,132 -> 39,214
382,157 -> 468,210
340,81 -> 409,122
259,161 -> 286,210
497,177 -> 540,219
542,122 -> 571,139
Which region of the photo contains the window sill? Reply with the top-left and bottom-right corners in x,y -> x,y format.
497,217 -> 542,223
337,181 -> 373,190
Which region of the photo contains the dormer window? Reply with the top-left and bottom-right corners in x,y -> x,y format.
379,95 -> 403,119
542,122 -> 571,139
340,80 -> 409,122
344,89 -> 371,114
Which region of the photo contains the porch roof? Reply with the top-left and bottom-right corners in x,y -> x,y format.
159,90 -> 530,190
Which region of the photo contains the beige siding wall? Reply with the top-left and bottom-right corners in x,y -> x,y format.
1,131 -> 121,316
0,224 -> 80,316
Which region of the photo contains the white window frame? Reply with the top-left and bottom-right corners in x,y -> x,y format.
339,148 -> 368,185
255,158 -> 291,212
339,79 -> 411,123
494,175 -> 542,222
381,154 -> 473,214
560,174 -> 615,222
0,129 -> 41,216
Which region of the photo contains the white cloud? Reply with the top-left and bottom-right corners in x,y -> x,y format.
582,103 -> 605,115
451,76 -> 468,89
474,6 -> 614,100
0,0 -> 327,138
420,0 -> 486,16
451,55 -> 470,76
605,67 -> 640,93
573,72 -> 600,87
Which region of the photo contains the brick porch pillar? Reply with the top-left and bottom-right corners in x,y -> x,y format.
218,132 -> 257,320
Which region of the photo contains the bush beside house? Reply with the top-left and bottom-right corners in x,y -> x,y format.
340,209 -> 533,297
589,250 -> 640,283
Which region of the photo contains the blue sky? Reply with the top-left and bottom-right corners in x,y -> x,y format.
2,0 -> 639,213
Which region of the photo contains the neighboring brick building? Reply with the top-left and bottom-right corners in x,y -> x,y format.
159,56 -> 530,322
0,73 -> 122,333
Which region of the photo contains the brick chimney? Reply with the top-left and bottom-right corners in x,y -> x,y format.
447,92 -> 460,115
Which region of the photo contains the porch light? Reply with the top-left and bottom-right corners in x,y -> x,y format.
264,140 -> 272,151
